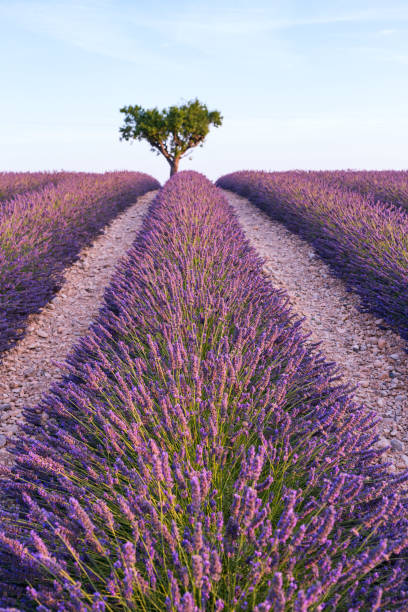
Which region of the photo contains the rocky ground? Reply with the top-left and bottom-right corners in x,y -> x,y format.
223,190 -> 408,473
0,190 -> 157,465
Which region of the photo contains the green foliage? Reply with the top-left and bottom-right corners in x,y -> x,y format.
119,99 -> 223,174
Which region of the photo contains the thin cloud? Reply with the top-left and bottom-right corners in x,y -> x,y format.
0,0 -> 194,67
129,7 -> 408,36
3,1 -> 408,63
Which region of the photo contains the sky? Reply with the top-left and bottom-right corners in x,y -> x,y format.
1,0 -> 408,182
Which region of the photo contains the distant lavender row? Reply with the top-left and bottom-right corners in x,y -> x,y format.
0,171 -> 73,202
0,171 -> 160,355
315,170 -> 408,212
217,171 -> 408,344
1,171 -> 407,610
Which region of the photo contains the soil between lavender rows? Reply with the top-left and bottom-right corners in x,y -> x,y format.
223,189 -> 408,473
0,190 -> 158,465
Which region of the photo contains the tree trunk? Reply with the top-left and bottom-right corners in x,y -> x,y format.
169,157 -> 180,177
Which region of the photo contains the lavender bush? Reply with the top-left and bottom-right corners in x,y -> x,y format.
0,171 -> 159,355
315,170 -> 408,212
0,172 -> 72,202
0,171 -> 407,610
216,171 -> 408,344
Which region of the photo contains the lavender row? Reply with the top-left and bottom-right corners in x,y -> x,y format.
0,172 -> 73,203
216,171 -> 408,344
0,171 -> 160,355
1,171 -> 407,610
315,170 -> 408,212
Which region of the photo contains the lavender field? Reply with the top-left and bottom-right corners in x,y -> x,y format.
315,170 -> 408,212
4,0 -> 408,607
0,171 -> 159,355
217,170 -> 408,343
0,172 -> 71,203
0,170 -> 408,610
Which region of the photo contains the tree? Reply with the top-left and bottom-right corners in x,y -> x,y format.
119,99 -> 223,177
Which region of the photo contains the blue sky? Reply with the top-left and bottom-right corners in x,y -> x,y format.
1,0 -> 408,182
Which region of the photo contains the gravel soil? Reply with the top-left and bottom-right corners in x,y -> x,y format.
223,189 -> 408,473
0,190 -> 157,465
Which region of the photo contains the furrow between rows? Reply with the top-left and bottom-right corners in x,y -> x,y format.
0,190 -> 157,463
224,189 -> 408,472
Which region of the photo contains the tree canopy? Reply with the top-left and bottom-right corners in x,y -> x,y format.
119,99 -> 223,176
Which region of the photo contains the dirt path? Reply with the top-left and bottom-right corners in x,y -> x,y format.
223,189 -> 408,473
0,190 -> 157,465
